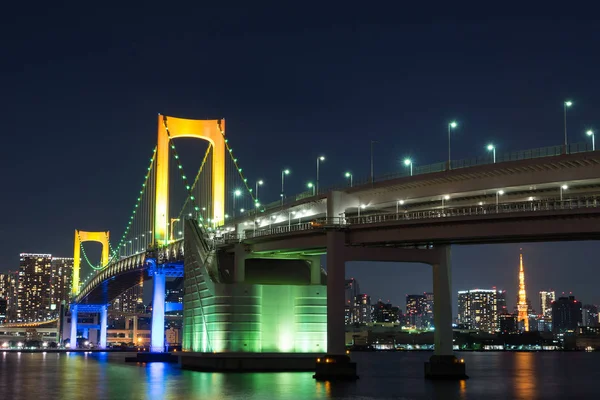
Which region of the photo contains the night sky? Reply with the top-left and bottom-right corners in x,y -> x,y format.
2,5 -> 599,314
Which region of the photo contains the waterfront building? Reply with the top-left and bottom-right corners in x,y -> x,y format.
352,294 -> 371,324
406,294 -> 427,329
372,301 -> 400,324
457,289 -> 498,333
582,304 -> 599,327
498,312 -> 518,334
540,290 -> 556,319
51,257 -> 73,310
424,292 -> 434,328
0,271 -> 18,322
17,253 -> 53,322
552,295 -> 582,334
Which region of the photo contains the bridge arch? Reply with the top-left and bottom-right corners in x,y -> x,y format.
72,230 -> 110,295
155,115 -> 226,245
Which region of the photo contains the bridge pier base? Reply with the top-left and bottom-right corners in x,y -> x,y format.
69,305 -> 78,349
150,269 -> 166,353
99,305 -> 107,350
425,245 -> 468,380
314,230 -> 358,381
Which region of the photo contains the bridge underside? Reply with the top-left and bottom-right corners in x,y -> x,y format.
77,269 -> 146,305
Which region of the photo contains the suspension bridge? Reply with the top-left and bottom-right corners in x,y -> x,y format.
16,113 -> 600,379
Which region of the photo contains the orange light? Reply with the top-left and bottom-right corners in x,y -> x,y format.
316,358 -> 321,363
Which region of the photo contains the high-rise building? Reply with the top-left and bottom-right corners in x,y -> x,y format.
51,257 -> 73,310
539,290 -> 556,319
406,294 -> 427,329
344,278 -> 360,324
0,271 -> 18,322
423,292 -> 434,328
17,253 -> 54,322
0,298 -> 6,323
114,281 -> 145,314
517,252 -> 529,332
352,294 -> 371,324
552,295 -> 582,334
582,304 -> 599,327
373,301 -> 400,324
498,312 -> 518,334
457,289 -> 498,333
496,289 -> 507,313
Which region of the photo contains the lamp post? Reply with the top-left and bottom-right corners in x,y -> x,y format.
396,199 -> 405,214
587,130 -> 595,151
316,156 -> 325,194
281,169 -> 290,205
496,190 -> 504,212
404,159 -> 413,176
307,182 -> 315,196
487,144 -> 496,163
345,172 -> 353,187
370,140 -> 378,183
560,184 -> 568,201
254,202 -> 260,234
255,180 -> 263,204
441,195 -> 450,210
358,204 -> 366,217
233,189 -> 241,218
564,100 -> 572,153
448,121 -> 458,170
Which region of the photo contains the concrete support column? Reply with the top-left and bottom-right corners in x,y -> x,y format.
151,270 -> 166,353
432,245 -> 453,356
70,305 -> 78,348
307,256 -> 322,284
326,230 -> 346,355
234,243 -> 246,283
99,305 -> 107,349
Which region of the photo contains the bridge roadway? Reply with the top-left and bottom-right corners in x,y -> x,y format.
224,149 -> 600,236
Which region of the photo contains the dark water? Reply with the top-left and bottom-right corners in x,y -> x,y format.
0,351 -> 598,399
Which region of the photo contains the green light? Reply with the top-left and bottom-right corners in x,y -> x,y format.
565,100 -> 573,107
186,185 -> 190,190
234,189 -> 242,196
487,144 -> 494,150
182,175 -> 187,180
450,121 -> 458,128
190,196 -> 195,200
178,165 -> 182,169
404,159 -> 412,166
307,182 -> 313,188
234,158 -> 238,162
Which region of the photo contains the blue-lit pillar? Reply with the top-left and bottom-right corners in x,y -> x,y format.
70,304 -> 78,349
99,305 -> 108,349
151,269 -> 166,353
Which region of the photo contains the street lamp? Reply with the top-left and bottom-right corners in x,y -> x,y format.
441,195 -> 450,210
448,121 -> 458,170
564,100 -> 572,153
233,189 -> 241,218
358,203 -> 366,217
404,159 -> 413,176
496,190 -> 504,211
255,180 -> 264,204
345,172 -> 353,187
560,184 -> 568,201
487,144 -> 496,163
281,169 -> 290,205
396,199 -> 405,214
307,182 -> 315,196
587,130 -> 595,151
316,156 -> 325,194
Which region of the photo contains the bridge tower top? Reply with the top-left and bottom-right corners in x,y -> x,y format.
155,115 -> 226,245
72,230 -> 110,296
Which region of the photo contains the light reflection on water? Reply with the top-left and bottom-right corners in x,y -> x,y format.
1,351 -> 600,399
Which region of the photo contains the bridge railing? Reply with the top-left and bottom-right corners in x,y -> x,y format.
233,196 -> 600,241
